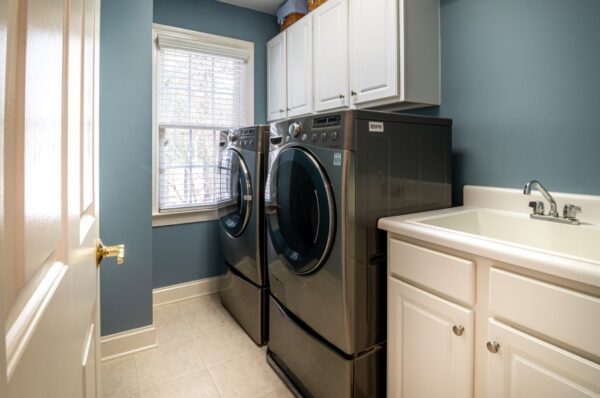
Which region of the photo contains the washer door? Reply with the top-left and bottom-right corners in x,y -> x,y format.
267,147 -> 336,274
220,148 -> 252,238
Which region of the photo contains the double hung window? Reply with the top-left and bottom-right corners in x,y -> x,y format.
153,25 -> 253,225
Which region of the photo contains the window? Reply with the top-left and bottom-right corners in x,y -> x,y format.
152,25 -> 254,226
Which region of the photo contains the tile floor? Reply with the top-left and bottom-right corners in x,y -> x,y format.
101,294 -> 293,398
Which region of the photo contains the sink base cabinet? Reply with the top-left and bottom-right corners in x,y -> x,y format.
387,235 -> 600,397
388,278 -> 474,398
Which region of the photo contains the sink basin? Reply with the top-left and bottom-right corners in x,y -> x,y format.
411,209 -> 600,264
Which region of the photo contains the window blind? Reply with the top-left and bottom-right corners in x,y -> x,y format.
157,43 -> 247,212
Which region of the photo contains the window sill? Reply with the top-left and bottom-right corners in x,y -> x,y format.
152,209 -> 219,227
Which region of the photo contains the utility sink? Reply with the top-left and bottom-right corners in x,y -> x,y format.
411,209 -> 600,264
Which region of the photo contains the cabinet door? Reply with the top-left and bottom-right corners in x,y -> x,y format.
267,31 -> 287,122
487,319 -> 600,398
313,0 -> 349,111
286,14 -> 313,117
388,278 -> 474,398
349,0 -> 398,105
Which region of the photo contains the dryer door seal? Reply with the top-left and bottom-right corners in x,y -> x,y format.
219,148 -> 253,238
267,147 -> 336,274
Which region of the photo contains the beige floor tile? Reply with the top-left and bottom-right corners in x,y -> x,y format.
209,351 -> 286,398
180,295 -> 238,334
101,355 -> 140,398
260,388 -> 295,398
156,314 -> 193,344
140,369 -> 220,398
195,320 -> 263,368
135,337 -> 207,390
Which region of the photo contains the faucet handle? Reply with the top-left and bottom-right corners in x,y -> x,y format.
529,201 -> 545,215
563,204 -> 582,220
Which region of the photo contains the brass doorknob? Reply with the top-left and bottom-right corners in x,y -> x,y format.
96,239 -> 125,266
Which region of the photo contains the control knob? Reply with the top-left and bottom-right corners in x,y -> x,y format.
288,122 -> 302,138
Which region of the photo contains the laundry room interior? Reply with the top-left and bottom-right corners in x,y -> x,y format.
1,0 -> 600,397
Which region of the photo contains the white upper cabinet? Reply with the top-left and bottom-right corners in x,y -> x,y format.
350,0 -> 441,108
267,31 -> 287,122
349,0 -> 397,105
313,0 -> 349,111
266,0 -> 440,120
286,14 -> 313,118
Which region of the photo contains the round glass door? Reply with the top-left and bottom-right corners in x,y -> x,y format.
220,148 -> 252,238
267,147 -> 335,274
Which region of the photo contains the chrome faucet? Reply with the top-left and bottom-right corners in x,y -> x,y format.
523,180 -> 581,225
523,180 -> 559,217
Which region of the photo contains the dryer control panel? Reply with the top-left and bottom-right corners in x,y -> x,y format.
219,126 -> 270,153
273,113 -> 347,150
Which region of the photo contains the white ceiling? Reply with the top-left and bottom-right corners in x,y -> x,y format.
217,0 -> 285,15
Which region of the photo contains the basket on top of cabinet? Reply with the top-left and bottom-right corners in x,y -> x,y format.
277,0 -> 308,32
308,0 -> 327,12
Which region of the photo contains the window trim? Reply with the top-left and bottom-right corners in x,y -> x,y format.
151,24 -> 254,227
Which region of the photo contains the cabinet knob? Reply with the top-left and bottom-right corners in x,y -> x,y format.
339,94 -> 345,99
351,90 -> 357,96
452,325 -> 464,336
279,108 -> 284,113
487,341 -> 500,354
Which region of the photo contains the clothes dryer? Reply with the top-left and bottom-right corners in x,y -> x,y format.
265,110 -> 452,396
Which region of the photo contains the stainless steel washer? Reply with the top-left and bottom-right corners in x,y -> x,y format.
218,125 -> 270,345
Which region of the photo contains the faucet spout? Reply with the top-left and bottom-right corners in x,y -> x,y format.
523,180 -> 559,217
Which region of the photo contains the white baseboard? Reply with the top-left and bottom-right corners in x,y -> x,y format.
153,275 -> 225,307
100,324 -> 157,361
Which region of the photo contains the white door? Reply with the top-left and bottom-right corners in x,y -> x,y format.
350,0 -> 398,105
0,0 -> 113,396
313,0 -> 349,111
487,319 -> 600,397
286,14 -> 313,118
388,278 -> 474,398
267,31 -> 287,122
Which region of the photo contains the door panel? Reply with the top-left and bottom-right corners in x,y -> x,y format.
0,0 -> 101,396
267,32 -> 286,122
350,0 -> 398,104
286,15 -> 313,117
388,278 -> 474,398
313,0 -> 349,111
487,319 -> 600,397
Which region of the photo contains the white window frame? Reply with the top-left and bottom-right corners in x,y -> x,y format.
152,24 -> 254,227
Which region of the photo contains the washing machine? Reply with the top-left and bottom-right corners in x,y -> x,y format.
218,125 -> 270,346
265,110 -> 452,396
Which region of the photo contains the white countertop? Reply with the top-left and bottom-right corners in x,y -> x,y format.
378,186 -> 600,288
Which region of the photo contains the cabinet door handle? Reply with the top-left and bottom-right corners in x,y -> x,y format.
452,325 -> 464,336
487,341 -> 500,354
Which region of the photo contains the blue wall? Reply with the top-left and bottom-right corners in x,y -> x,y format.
410,0 -> 600,203
99,0 -> 154,335
152,222 -> 222,288
152,0 -> 278,289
